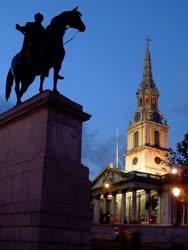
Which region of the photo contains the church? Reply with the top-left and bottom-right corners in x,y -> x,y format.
91,41 -> 188,225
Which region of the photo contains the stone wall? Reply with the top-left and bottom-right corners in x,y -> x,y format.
92,224 -> 188,249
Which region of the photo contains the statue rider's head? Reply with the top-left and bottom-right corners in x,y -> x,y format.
34,13 -> 44,23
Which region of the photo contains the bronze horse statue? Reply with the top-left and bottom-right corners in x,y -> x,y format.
6,7 -> 86,104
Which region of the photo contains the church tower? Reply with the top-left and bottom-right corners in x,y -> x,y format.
125,38 -> 169,175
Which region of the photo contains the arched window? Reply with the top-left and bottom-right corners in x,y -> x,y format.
134,131 -> 139,148
152,96 -> 157,105
139,98 -> 142,107
154,130 -> 160,147
144,95 -> 150,105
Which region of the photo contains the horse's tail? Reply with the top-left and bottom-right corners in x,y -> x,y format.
5,68 -> 14,101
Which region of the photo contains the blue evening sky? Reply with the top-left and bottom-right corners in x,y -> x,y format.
0,1 -> 188,179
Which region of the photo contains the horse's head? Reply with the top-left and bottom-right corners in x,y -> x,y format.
66,7 -> 86,32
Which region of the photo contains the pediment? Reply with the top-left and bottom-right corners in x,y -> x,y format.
92,166 -> 131,190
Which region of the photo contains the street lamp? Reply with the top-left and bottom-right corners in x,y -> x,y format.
172,187 -> 186,225
171,168 -> 178,175
172,187 -> 181,197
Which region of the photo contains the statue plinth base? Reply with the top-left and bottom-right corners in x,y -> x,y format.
0,90 -> 91,250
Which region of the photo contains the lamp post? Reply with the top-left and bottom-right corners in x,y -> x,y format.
172,187 -> 185,225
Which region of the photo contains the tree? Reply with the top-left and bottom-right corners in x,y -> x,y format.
176,132 -> 188,168
168,132 -> 188,175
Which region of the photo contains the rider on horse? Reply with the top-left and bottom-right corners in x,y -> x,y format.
6,7 -> 85,104
16,13 -> 46,69
16,12 -> 63,79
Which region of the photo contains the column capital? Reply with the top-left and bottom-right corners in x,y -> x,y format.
145,188 -> 151,193
121,188 -> 128,194
112,191 -> 118,196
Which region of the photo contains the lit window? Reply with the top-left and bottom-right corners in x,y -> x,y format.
144,95 -> 150,105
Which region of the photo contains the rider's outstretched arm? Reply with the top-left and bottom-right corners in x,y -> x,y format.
15,24 -> 26,35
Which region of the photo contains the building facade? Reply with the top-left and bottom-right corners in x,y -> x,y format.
91,42 -> 188,225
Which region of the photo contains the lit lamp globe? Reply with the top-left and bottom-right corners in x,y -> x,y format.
172,187 -> 181,197
171,168 -> 178,174
104,183 -> 110,189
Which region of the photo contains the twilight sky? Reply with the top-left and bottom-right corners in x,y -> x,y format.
0,1 -> 188,179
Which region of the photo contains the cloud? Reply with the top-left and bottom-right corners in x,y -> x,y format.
82,125 -> 126,180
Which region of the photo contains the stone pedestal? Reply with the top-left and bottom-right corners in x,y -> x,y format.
0,90 -> 91,250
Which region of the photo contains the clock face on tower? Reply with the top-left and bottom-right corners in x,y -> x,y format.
155,157 -> 161,164
133,157 -> 138,165
134,112 -> 141,122
152,112 -> 161,122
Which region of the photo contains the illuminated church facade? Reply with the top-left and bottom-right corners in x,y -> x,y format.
91,41 -> 188,225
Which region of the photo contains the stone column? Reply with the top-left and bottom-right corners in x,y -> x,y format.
127,132 -> 130,150
120,190 -> 127,224
143,124 -> 146,145
94,196 -> 101,224
102,194 -> 108,224
141,125 -> 143,146
103,194 -> 108,215
110,192 -> 117,224
168,192 -> 173,224
161,191 -> 173,224
145,189 -> 151,222
131,189 -> 137,223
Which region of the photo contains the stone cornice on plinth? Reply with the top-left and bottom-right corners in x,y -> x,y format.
0,90 -> 91,126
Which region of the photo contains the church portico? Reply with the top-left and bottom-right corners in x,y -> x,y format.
92,169 -> 188,226
92,168 -> 165,224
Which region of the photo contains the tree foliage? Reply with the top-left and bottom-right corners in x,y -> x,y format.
176,132 -> 188,167
167,132 -> 188,174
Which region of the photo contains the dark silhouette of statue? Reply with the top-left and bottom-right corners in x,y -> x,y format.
6,7 -> 86,104
16,12 -> 46,67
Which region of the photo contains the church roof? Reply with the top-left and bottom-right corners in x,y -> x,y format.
91,164 -> 167,196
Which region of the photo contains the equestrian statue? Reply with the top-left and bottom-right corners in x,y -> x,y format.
5,7 -> 86,104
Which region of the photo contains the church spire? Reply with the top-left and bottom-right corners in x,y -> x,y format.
132,38 -> 166,125
140,36 -> 155,89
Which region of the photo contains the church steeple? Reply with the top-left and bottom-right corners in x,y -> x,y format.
125,38 -> 169,175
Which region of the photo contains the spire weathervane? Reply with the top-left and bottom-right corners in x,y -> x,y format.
145,35 -> 151,49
